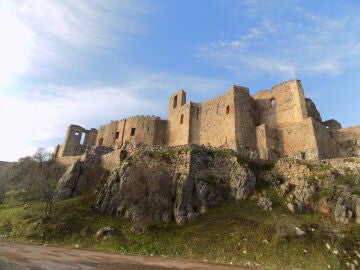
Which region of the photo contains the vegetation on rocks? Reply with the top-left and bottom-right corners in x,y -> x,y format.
1,146 -> 360,269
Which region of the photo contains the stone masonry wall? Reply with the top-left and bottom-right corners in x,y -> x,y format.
253,80 -> 308,128
312,118 -> 338,159
60,125 -> 97,157
188,87 -> 237,149
256,124 -> 279,160
331,126 -> 360,157
56,80 -> 360,161
95,116 -> 167,148
277,117 -> 319,160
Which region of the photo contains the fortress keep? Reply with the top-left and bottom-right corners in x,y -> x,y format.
55,80 -> 360,160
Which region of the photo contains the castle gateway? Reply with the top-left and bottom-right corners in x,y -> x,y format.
55,80 -> 360,160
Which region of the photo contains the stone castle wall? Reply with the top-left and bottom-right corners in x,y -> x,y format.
331,126 -> 360,157
188,87 -> 237,149
55,80 -> 360,161
95,116 -> 167,147
253,80 -> 308,128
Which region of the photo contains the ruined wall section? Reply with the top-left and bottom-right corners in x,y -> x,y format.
122,116 -> 167,145
96,116 -> 167,147
96,120 -> 120,147
167,90 -> 191,146
253,80 -> 308,128
277,118 -> 319,160
312,119 -> 338,159
60,125 -> 97,157
331,126 -> 360,157
189,88 -> 237,149
305,98 -> 322,122
256,124 -> 279,160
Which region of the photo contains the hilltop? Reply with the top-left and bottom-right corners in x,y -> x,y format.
1,144 -> 360,269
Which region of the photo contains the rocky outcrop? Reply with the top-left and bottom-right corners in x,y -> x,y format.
333,192 -> 360,224
285,180 -> 318,214
54,160 -> 82,200
54,148 -> 109,201
95,146 -> 256,229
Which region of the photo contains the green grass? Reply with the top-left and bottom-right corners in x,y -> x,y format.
1,192 -> 359,269
335,172 -> 359,187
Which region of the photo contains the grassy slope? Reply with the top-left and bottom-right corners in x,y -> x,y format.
1,192 -> 359,270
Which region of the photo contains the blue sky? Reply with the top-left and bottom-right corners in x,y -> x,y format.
0,0 -> 360,161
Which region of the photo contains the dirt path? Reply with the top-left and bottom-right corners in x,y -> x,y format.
0,241 -> 250,270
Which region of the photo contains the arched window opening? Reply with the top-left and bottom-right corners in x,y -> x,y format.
98,138 -> 104,146
270,98 -> 276,107
180,114 -> 184,124
226,105 -> 230,115
173,95 -> 178,109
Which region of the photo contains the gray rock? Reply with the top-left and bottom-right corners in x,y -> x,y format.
287,200 -> 305,214
230,166 -> 256,200
258,197 -> 273,211
95,226 -> 115,238
54,160 -> 82,201
334,196 -> 355,223
96,147 -> 257,227
293,180 -> 318,205
295,226 -> 306,236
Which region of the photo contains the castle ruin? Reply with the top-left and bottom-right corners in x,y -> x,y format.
54,80 -> 360,160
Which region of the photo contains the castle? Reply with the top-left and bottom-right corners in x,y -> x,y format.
55,80 -> 360,160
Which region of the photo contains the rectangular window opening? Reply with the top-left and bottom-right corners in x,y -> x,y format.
115,131 -> 120,139
80,132 -> 86,145
131,128 -> 136,136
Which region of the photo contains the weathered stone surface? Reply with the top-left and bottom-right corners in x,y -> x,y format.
278,182 -> 291,196
333,193 -> 358,224
323,119 -> 342,130
95,146 -> 256,229
56,80 -> 360,163
293,179 -> 318,205
258,197 -> 273,211
54,160 -> 82,201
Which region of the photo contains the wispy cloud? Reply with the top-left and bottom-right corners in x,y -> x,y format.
0,72 -> 226,161
199,1 -> 360,78
0,0 -> 150,85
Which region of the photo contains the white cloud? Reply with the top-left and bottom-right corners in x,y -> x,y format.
0,0 -> 150,86
198,3 -> 360,78
0,72 -> 226,161
0,8 -> 33,85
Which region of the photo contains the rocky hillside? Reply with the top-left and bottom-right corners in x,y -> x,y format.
54,143 -> 360,232
2,145 -> 360,269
